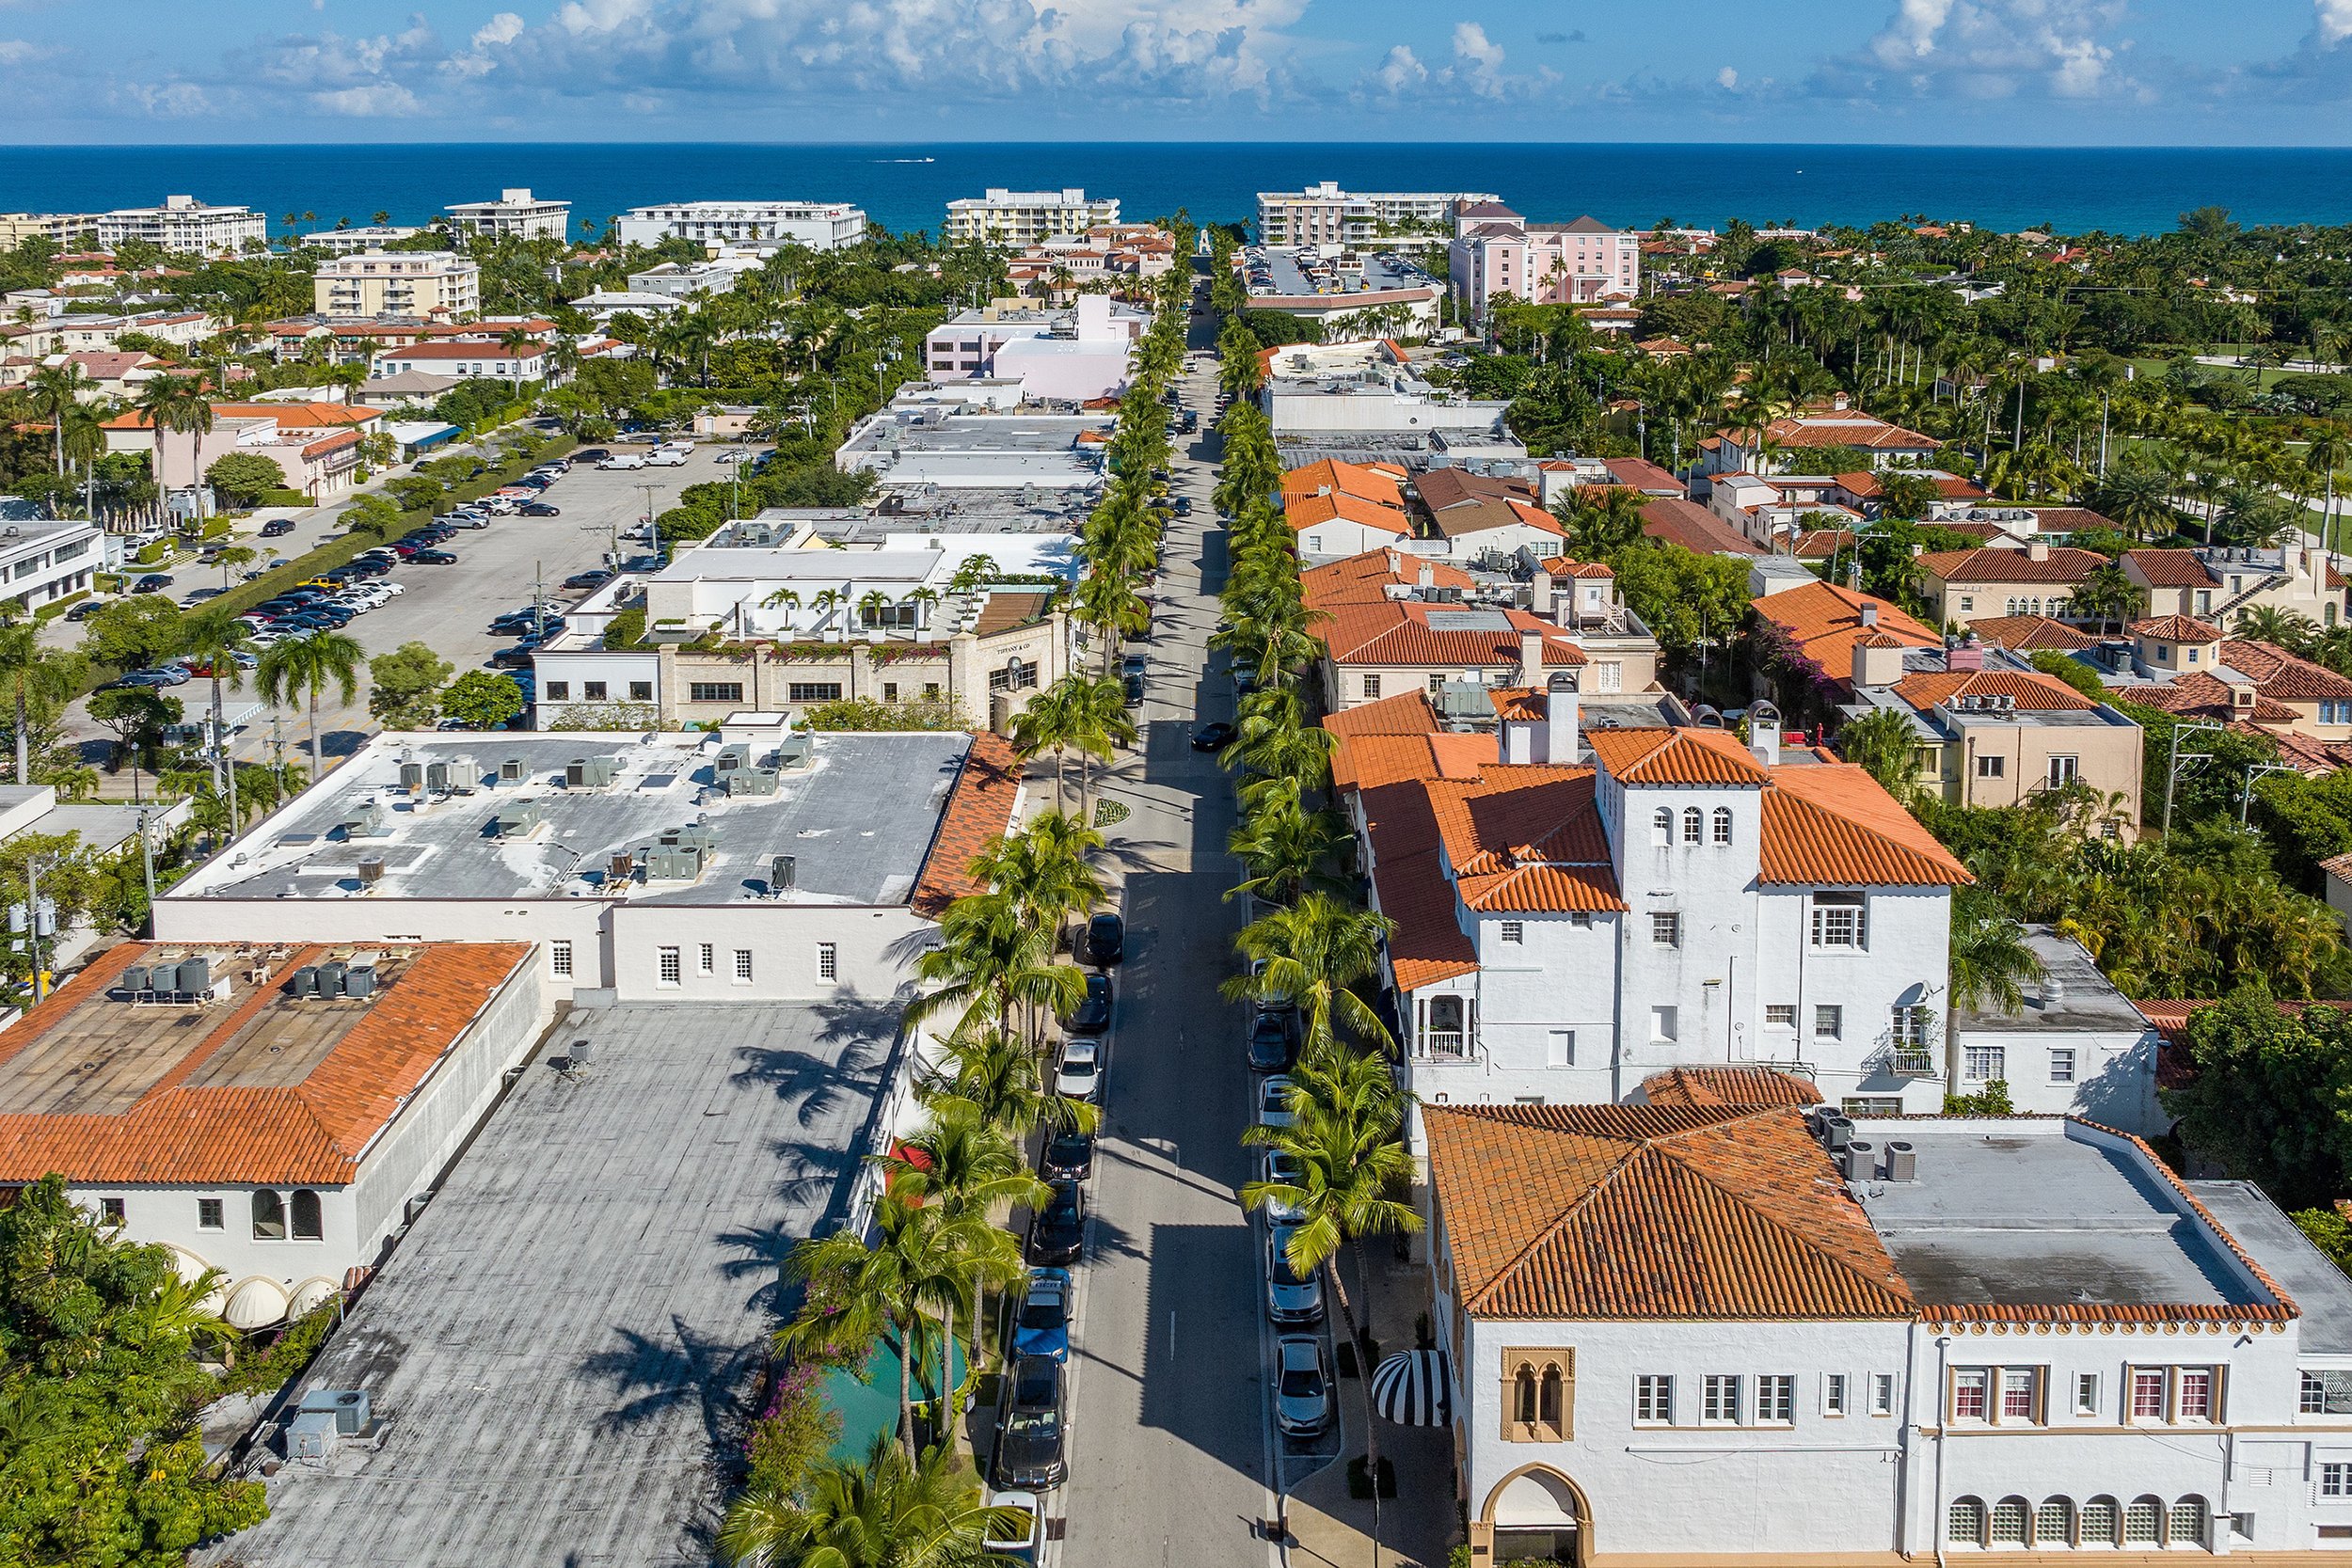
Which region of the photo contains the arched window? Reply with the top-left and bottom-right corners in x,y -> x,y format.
1539,1365 -> 1565,1429
1513,1366 -> 1539,1425
1681,807 -> 1702,844
2122,1497 -> 2162,1544
2032,1497 -> 2072,1546
1652,807 -> 1672,847
2078,1497 -> 2119,1546
251,1190 -> 286,1241
2168,1497 -> 2208,1548
291,1189 -> 323,1241
1989,1497 -> 2028,1545
1947,1497 -> 1986,1547
1711,806 -> 1733,846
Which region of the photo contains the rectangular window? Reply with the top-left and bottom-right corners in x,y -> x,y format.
1634,1374 -> 1674,1424
1651,1006 -> 1677,1042
690,682 -> 745,703
1810,892 -> 1866,947
1823,1373 -> 1849,1416
1890,1005 -> 1931,1046
2074,1371 -> 2101,1417
1756,1374 -> 1795,1424
198,1197 -> 223,1229
1766,1004 -> 1797,1027
734,948 -> 754,982
2325,1463 -> 2352,1497
1702,1374 -> 1740,1423
818,942 -> 837,981
1952,1369 -> 1989,1420
2178,1368 -> 2215,1421
583,680 -> 609,700
2304,1370 -> 2352,1414
1547,1030 -> 1575,1068
2049,1048 -> 2076,1084
2131,1369 -> 2166,1419
1844,1096 -> 1904,1116
2001,1368 -> 2038,1421
1815,1005 -> 1843,1039
882,683 -> 898,702
1712,809 -> 1732,845
698,942 -> 715,974
95,1196 -> 123,1224
1650,912 -> 1680,947
2047,754 -> 2079,788
1499,921 -> 1524,944
629,681 -> 653,701
1871,1372 -> 1896,1416
1963,1044 -> 2006,1083
550,940 -> 573,978
546,681 -> 571,701
658,945 -> 682,987
787,683 -> 843,703
1362,673 -> 1381,700
1975,754 -> 2005,779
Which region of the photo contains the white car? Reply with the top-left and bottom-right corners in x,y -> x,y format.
1258,1074 -> 1295,1129
981,1491 -> 1041,1562
375,580 -> 405,595
1055,1038 -> 1102,1102
1275,1334 -> 1333,1436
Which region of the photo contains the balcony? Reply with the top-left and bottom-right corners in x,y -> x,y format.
1874,1048 -> 1940,1080
1417,1031 -> 1470,1061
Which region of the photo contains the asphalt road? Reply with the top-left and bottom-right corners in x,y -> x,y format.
1051,348 -> 1332,1568
59,445 -> 747,778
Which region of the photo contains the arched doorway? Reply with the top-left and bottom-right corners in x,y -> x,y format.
1477,1464 -> 1588,1565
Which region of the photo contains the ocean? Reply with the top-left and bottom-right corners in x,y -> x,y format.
1,143 -> 2347,240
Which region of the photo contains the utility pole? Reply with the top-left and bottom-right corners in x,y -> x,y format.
136,809 -> 156,938
19,852 -> 56,1002
631,483 -> 656,565
2162,720 -> 2223,836
270,708 -> 287,802
2240,762 -> 2300,827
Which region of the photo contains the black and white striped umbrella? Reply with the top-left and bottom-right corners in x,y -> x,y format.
1371,1349 -> 1453,1427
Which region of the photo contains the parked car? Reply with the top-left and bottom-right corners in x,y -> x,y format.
1122,673 -> 1145,706
1274,1335 -> 1333,1436
131,574 -> 172,594
1174,493 -> 1194,512
490,610 -> 562,636
411,549 -> 459,565
564,568 -> 614,591
600,453 -> 648,470
1083,911 -> 1124,967
1054,1037 -> 1102,1102
1260,1149 -> 1308,1226
1039,1129 -> 1094,1183
260,517 -> 297,537
993,1354 -> 1068,1490
574,448 -> 611,463
645,450 -> 689,467
489,646 -> 536,669
1264,1223 -> 1323,1324
981,1491 -> 1042,1563
1191,721 -> 1234,752
1064,973 -> 1111,1037
1026,1180 -> 1085,1265
1248,1012 -> 1295,1074
64,600 -> 103,622
1258,1074 -> 1296,1130
518,502 -> 561,517
1011,1269 -> 1072,1363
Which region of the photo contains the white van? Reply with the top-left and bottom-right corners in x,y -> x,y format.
598,453 -> 648,470
644,449 -> 689,467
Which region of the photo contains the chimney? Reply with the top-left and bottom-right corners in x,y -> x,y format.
1750,711 -> 1783,767
1852,638 -> 1902,690
1417,562 -> 1435,590
1947,636 -> 1986,673
1545,681 -> 1580,763
1384,547 -> 1402,577
1518,628 -> 1547,682
2027,541 -> 2050,562
1502,717 -> 1535,765
1859,600 -> 1880,627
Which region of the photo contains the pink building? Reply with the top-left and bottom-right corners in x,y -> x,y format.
1449,208 -> 1640,323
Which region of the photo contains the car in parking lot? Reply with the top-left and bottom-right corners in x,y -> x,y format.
518,502 -> 561,517
1258,1074 -> 1296,1130
1275,1335 -> 1333,1437
1026,1180 -> 1085,1265
1011,1269 -> 1072,1363
1063,973 -> 1111,1037
131,574 -> 173,594
64,599 -> 104,622
1083,911 -> 1123,967
410,549 -> 458,565
490,609 -> 562,636
993,1354 -> 1068,1490
1248,1011 -> 1295,1074
261,518 -> 296,537
599,452 -> 648,470
1054,1037 -> 1102,1102
1039,1129 -> 1094,1183
1264,1223 -> 1324,1324
574,448 -> 611,464
564,568 -> 614,592
489,645 -> 536,669
110,667 -> 190,689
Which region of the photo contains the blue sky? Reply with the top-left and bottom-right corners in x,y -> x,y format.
2,0 -> 2349,143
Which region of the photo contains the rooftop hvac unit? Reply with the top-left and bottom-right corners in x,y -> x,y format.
1843,1139 -> 1877,1182
1885,1139 -> 1917,1181
607,851 -> 637,883
337,804 -> 387,840
298,1387 -> 372,1435
398,762 -> 425,792
771,854 -> 796,893
174,957 -> 210,996
317,961 -> 347,998
662,824 -> 719,856
342,965 -> 376,1000
424,762 -> 453,793
566,756 -> 620,789
119,964 -> 150,995
288,965 -> 320,998
645,846 -> 704,880
498,756 -> 527,784
287,1409 -> 339,1463
358,855 -> 386,886
714,744 -> 751,773
776,735 -> 814,769
726,767 -> 779,797
492,802 -> 543,837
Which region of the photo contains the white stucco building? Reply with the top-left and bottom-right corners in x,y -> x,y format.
0,516 -> 100,613
1258,339 -> 1514,437
312,251 -> 481,321
0,940 -> 548,1328
446,188 -> 570,242
945,188 -> 1120,245
94,195 -> 267,256
614,200 -> 866,251
1424,1101 -> 2352,1565
1255,182 -> 1501,245
920,294 -> 1148,403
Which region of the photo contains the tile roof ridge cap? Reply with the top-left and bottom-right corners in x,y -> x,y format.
1462,1135 -> 1653,1315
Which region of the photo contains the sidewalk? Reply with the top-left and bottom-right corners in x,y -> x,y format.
1284,1240 -> 1457,1568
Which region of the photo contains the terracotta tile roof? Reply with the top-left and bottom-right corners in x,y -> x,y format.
1539,558 -> 1616,579
2122,548 -> 2215,589
1641,1066 -> 1823,1108
1281,459 -> 1406,508
1640,497 -> 1760,555
1325,689 -> 1443,738
1964,615 -> 2095,652
1425,495 -> 1556,541
1333,732 -> 1496,793
1793,529 -> 1855,560
1301,549 -> 1475,610
1759,765 -> 1973,887
1367,844 -> 1479,991
1915,521 -> 2013,546
2118,673 -> 2297,725
2257,727 -> 2352,773
1916,546 -> 2106,585
1283,490 -> 1410,537
2137,997 -> 2352,1050
1888,669 -> 2097,714
103,401 -> 387,431
2223,640 -> 2352,701
1601,457 -> 1684,494
1752,580 -> 1939,671
1425,768 -> 1625,913
373,341 -> 547,361
0,942 -> 533,1186
1424,1103 -> 1915,1321
1835,470 -> 1986,501
1317,600 -> 1588,672
1413,467 -> 1536,513
2129,614 -> 2220,641
1758,412 -> 1937,451
910,732 -> 1021,918
1488,687 -> 1546,721
1585,726 -> 1771,786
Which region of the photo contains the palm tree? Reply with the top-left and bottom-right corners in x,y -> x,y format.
1948,885 -> 2046,1026
0,614 -> 82,784
1228,784 -> 1344,908
877,1097 -> 1046,1379
2235,604 -> 2319,653
499,325 -> 538,401
916,1028 -> 1100,1139
2305,424 -> 2351,555
256,629 -> 362,789
1065,674 -> 1136,826
1226,893 -> 1397,1059
719,1433 -> 1024,1568
21,364 -> 92,478
181,607 -> 258,828
1007,680 -> 1080,814
966,810 -> 1105,943
904,894 -> 1086,1051
132,373 -> 216,527
1241,1047 -> 1421,1507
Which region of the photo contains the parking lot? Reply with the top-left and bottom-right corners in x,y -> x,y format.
60,443 -> 750,773
1243,245 -> 1438,300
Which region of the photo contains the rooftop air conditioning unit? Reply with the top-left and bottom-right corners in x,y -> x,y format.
342,965 -> 376,1000
119,963 -> 150,995
398,762 -> 425,792
492,802 -> 543,837
645,846 -> 703,880
727,767 -> 780,797
298,1387 -> 372,1435
288,965 -> 320,998
566,756 -> 619,789
771,854 -> 796,893
714,745 -> 750,774
423,762 -> 453,793
358,855 -> 386,885
337,804 -> 387,839
498,757 -> 527,784
317,961 -> 347,997
608,851 -> 637,883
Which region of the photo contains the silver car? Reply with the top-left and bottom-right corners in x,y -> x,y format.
1275,1334 -> 1333,1437
1258,1073 -> 1295,1130
1055,1037 -> 1103,1102
1260,1148 -> 1308,1227
1265,1222 -> 1323,1324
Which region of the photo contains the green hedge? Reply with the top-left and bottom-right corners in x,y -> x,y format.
33,590 -> 88,622
134,541 -> 168,566
257,489 -> 310,509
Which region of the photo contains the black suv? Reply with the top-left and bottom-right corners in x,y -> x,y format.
1083,912 -> 1124,968
993,1354 -> 1068,1490
1026,1181 -> 1085,1265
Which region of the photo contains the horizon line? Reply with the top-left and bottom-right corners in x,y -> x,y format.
5,138 -> 2352,153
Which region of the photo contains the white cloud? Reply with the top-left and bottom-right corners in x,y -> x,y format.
1854,0 -> 2130,99
311,82 -> 424,115
1371,44 -> 1424,92
1716,64 -> 1739,88
0,38 -> 46,63
2320,0 -> 2352,43
1452,21 -> 1503,71
117,81 -> 214,117
471,11 -> 525,47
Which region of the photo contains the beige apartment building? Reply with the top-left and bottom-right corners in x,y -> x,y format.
0,213 -> 98,246
312,252 -> 481,321
1913,541 -> 2108,628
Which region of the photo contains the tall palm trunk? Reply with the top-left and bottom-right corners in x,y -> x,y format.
897,1312 -> 915,1455
13,679 -> 28,785
1327,1243 -> 1384,1510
